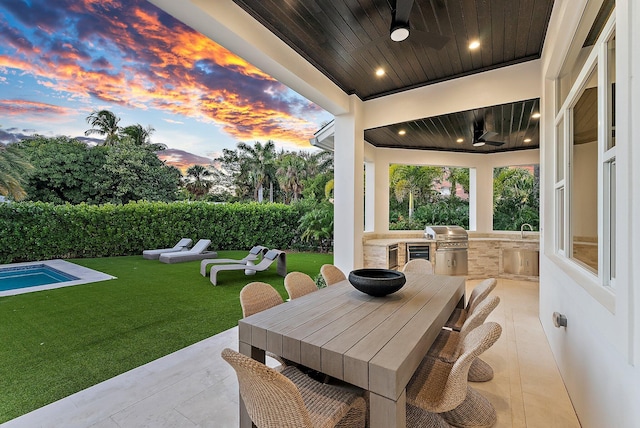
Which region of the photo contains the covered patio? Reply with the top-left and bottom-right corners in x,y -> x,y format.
141,0 -> 640,426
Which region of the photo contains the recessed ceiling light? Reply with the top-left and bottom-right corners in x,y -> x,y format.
398,130 -> 406,136
532,112 -> 541,119
524,138 -> 532,143
456,138 -> 464,143
473,141 -> 485,147
469,40 -> 480,50
375,68 -> 385,76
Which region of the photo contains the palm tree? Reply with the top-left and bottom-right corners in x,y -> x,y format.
0,144 -> 32,200
389,164 -> 441,218
185,164 -> 213,199
276,153 -> 306,203
237,140 -> 277,202
120,124 -> 154,145
85,110 -> 121,146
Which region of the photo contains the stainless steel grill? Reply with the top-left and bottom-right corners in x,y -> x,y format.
424,226 -> 468,275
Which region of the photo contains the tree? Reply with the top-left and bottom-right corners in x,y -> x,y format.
389,164 -> 441,218
16,136 -> 180,204
17,136 -> 100,204
236,140 -> 277,202
95,138 -> 181,204
276,152 -> 306,203
120,124 -> 154,146
85,110 -> 121,146
184,164 -> 213,199
493,166 -> 539,231
0,143 -> 32,200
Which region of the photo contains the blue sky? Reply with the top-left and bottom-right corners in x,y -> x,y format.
0,0 -> 333,168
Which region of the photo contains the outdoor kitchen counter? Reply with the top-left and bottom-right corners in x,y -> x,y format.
363,232 -> 539,280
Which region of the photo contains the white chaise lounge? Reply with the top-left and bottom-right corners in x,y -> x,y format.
209,249 -> 286,285
200,245 -> 268,276
142,238 -> 192,260
158,239 -> 216,264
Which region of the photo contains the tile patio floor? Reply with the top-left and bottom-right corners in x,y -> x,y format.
2,279 -> 581,428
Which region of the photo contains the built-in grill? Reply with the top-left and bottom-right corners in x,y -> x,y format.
424,225 -> 468,275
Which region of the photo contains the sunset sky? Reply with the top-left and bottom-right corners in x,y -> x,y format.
0,0 -> 333,168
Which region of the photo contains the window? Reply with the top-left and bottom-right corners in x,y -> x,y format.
493,165 -> 540,231
554,12 -> 616,287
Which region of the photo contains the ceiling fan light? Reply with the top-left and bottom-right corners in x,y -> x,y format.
390,25 -> 409,42
473,141 -> 485,147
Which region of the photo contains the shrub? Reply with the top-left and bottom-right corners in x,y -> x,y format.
0,201 -> 308,263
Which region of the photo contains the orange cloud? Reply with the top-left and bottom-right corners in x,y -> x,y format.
0,0 -> 328,148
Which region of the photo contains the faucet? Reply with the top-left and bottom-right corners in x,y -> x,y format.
520,223 -> 534,238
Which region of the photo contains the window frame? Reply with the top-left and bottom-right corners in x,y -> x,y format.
554,12 -> 616,291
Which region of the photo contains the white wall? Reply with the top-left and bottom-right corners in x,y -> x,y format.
540,1 -> 640,427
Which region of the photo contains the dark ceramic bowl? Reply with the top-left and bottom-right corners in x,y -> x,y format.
348,268 -> 406,297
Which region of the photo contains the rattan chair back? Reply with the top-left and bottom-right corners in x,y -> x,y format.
320,264 -> 347,286
466,278 -> 497,314
221,348 -> 314,428
401,259 -> 434,274
284,272 -> 318,300
240,282 -> 284,318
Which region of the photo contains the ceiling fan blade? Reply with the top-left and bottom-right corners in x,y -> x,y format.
408,30 -> 450,50
394,0 -> 415,24
479,131 -> 498,141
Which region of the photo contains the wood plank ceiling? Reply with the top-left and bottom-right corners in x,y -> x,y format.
232,0 -> 554,153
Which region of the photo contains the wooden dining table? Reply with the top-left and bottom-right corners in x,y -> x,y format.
237,271 -> 465,428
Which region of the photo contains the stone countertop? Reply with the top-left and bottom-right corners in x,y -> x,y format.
363,231 -> 539,246
363,238 -> 434,246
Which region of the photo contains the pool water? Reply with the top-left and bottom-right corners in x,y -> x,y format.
0,264 -> 80,292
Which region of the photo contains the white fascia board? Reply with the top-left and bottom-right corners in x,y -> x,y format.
362,60 -> 542,129
147,0 -> 350,115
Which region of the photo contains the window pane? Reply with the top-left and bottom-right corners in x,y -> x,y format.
493,165 -> 540,231
607,159 -> 616,282
571,68 -> 599,274
557,187 -> 565,253
556,117 -> 565,181
388,165 -> 469,230
607,34 -> 616,150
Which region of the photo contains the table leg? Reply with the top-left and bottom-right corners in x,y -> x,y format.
369,390 -> 406,428
244,260 -> 256,275
238,342 -> 265,428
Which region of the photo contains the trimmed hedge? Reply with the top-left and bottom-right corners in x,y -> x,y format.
0,201 -> 305,263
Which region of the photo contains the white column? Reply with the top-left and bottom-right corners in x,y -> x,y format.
374,153 -> 390,233
334,95 -> 365,271
364,161 -> 375,232
474,163 -> 494,232
468,168 -> 477,231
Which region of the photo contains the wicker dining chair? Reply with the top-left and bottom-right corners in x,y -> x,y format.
428,295 -> 501,382
445,278 -> 497,331
401,258 -> 434,274
221,348 -> 366,428
320,264 -> 347,286
239,282 -> 286,367
240,281 -> 284,318
407,322 -> 502,428
284,271 -> 318,300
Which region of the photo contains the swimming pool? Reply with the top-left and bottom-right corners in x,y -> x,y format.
0,264 -> 79,291
0,260 -> 116,297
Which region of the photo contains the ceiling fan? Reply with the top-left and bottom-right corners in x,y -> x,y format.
353,0 -> 450,54
472,118 -> 505,147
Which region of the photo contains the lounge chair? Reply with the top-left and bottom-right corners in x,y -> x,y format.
209,249 -> 286,285
158,239 -> 216,264
199,245 -> 268,276
142,238 -> 192,260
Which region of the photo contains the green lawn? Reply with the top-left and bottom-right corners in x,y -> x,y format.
0,251 -> 333,423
